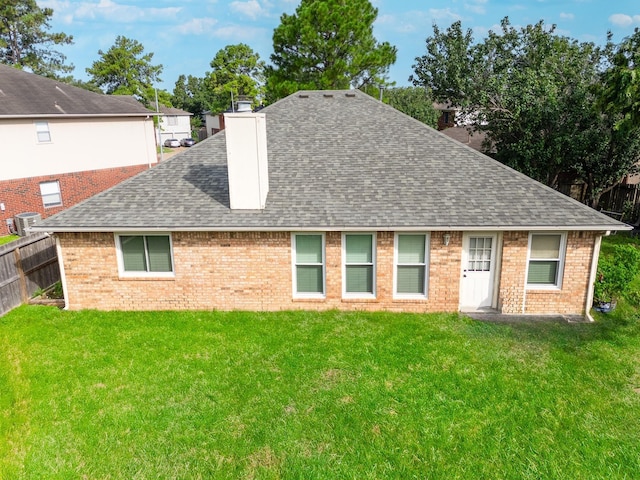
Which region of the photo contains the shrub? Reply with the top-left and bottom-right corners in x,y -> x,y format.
594,244 -> 640,304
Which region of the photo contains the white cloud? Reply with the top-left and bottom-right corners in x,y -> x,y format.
609,13 -> 640,28
464,0 -> 488,15
44,0 -> 181,24
376,10 -> 446,36
429,8 -> 463,22
175,18 -> 218,35
212,25 -> 267,40
230,0 -> 267,20
559,12 -> 575,20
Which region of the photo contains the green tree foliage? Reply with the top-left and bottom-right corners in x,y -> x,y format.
594,244 -> 640,303
86,36 -> 163,106
412,18 -> 640,207
384,87 -> 438,128
0,0 -> 73,77
172,74 -> 213,114
267,0 -> 397,100
600,28 -> 640,132
205,43 -> 265,113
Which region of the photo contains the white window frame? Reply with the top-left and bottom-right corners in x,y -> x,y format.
342,232 -> 376,299
525,232 -> 567,290
39,180 -> 62,208
393,232 -> 430,299
167,115 -> 178,126
115,233 -> 175,278
291,233 -> 326,298
35,121 -> 51,143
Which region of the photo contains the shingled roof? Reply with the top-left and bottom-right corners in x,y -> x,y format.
0,64 -> 153,117
32,90 -> 625,232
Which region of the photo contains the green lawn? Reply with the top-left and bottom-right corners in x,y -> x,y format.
1,305 -> 639,479
0,235 -> 19,246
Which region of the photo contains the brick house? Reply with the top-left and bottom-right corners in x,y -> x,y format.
0,64 -> 157,234
32,90 -> 628,317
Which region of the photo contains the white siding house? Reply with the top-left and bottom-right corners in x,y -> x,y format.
0,64 -> 158,234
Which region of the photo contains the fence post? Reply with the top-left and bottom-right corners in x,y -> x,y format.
14,247 -> 28,303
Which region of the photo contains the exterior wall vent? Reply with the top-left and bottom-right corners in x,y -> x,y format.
14,212 -> 42,236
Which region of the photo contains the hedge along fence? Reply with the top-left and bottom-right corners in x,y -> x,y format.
0,233 -> 61,316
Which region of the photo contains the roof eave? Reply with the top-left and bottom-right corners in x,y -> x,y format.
29,224 -> 630,234
0,113 -> 156,119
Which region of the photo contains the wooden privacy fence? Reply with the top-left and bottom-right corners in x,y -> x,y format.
0,233 -> 61,316
599,184 -> 640,221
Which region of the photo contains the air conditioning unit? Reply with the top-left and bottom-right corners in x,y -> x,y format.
14,212 -> 42,236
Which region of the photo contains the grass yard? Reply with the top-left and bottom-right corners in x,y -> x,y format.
1,305 -> 640,479
0,235 -> 19,246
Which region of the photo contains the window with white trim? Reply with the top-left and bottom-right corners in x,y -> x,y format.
394,233 -> 429,298
167,116 -> 178,126
39,180 -> 62,208
343,233 -> 376,297
526,233 -> 566,288
117,234 -> 174,276
35,121 -> 51,142
292,233 -> 325,297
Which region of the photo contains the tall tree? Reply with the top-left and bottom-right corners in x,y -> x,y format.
267,0 -> 397,101
384,87 -> 438,128
0,0 -> 73,77
172,74 -> 212,114
205,43 -> 265,112
411,18 -> 640,206
86,36 -> 162,106
600,28 -> 640,132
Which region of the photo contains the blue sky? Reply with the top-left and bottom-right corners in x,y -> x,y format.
41,0 -> 640,91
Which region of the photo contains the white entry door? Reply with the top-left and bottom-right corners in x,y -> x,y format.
460,233 -> 497,310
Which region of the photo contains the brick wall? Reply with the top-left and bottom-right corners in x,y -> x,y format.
0,165 -> 149,234
498,231 -> 598,315
57,230 -> 598,315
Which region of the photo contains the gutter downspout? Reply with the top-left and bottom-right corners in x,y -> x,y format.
585,232 -> 605,322
55,235 -> 69,311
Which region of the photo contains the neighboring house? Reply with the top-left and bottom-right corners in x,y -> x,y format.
31,90 -> 628,318
157,106 -> 192,143
203,110 -> 225,137
203,100 -> 255,138
433,102 -> 487,153
0,64 -> 158,234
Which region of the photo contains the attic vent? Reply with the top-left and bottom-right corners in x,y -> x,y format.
345,93 -> 356,98
298,94 -> 309,98
323,94 -> 334,98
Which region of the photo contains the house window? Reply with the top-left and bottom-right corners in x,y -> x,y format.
394,233 -> 429,297
167,116 -> 178,126
527,233 -> 566,288
35,121 -> 51,142
292,233 -> 325,297
39,181 -> 62,207
343,233 -> 376,297
117,234 -> 174,276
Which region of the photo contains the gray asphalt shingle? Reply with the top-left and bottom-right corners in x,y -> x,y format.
33,90 -> 624,232
0,64 -> 153,117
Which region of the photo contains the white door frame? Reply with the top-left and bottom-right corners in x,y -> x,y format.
459,232 -> 500,311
